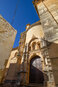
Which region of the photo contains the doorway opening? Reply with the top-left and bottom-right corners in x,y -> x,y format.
29,56 -> 44,84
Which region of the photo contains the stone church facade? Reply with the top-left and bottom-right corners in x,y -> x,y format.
2,0 -> 58,87
17,0 -> 58,87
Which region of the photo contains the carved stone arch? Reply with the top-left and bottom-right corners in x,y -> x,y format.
29,53 -> 39,62
29,52 -> 43,61
28,36 -> 38,47
28,36 -> 38,51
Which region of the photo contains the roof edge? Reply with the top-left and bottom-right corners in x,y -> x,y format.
26,21 -> 41,32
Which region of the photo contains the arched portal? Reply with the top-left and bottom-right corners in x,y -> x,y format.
29,56 -> 44,84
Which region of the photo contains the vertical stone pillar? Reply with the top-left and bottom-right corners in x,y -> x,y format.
47,58 -> 55,87
40,39 -> 48,86
20,44 -> 29,85
40,38 -> 55,87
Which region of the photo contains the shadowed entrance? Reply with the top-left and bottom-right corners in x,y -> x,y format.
29,56 -> 44,84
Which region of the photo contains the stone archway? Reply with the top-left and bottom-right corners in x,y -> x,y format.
29,56 -> 44,84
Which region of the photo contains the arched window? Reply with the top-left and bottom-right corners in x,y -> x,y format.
32,42 -> 36,50
29,46 -> 31,51
38,43 -> 40,49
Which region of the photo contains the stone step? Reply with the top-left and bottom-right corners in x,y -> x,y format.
26,83 -> 44,87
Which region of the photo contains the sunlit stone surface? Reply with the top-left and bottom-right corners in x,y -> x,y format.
0,15 -> 17,69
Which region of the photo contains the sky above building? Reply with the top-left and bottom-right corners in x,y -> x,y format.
0,0 -> 39,48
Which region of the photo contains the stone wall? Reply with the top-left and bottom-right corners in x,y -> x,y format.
44,0 -> 58,23
36,1 -> 58,41
34,0 -> 58,87
6,47 -> 18,69
0,15 -> 17,83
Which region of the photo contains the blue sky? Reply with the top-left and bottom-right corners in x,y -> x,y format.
0,0 -> 39,48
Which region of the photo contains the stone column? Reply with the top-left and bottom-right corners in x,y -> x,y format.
20,44 -> 29,85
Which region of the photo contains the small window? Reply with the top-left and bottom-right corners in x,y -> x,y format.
32,42 -> 36,50
29,46 -> 31,51
38,43 -> 40,49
